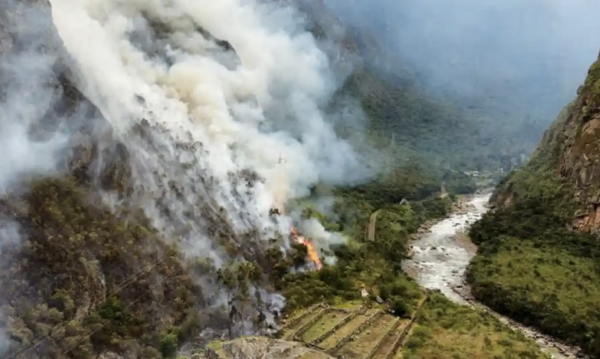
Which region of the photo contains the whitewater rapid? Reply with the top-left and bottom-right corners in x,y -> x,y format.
402,193 -> 489,303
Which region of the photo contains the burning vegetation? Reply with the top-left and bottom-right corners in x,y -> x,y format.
270,207 -> 323,270
290,227 -> 323,270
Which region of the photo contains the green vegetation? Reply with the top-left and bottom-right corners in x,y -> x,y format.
584,54 -> 600,107
403,293 -> 548,359
334,64 -> 533,175
467,125 -> 600,356
277,205 -> 548,358
344,70 -> 482,166
1,178 -> 203,359
468,195 -> 600,356
469,239 -> 600,352
279,189 -> 440,312
276,163 -> 546,358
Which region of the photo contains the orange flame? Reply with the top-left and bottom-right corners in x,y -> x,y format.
290,227 -> 323,270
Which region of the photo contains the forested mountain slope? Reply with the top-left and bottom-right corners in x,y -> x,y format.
0,1 -> 226,358
468,51 -> 600,357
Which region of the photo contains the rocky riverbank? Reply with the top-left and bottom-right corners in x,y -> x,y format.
402,193 -> 587,359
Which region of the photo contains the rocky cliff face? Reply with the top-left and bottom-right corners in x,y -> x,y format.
491,51 -> 600,232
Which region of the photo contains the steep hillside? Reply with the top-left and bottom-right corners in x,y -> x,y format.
0,1 -> 243,358
468,52 -> 600,357
338,69 -> 510,171
0,0 -> 305,357
491,51 -> 600,230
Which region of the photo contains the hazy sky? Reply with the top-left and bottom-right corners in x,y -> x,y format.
325,0 -> 600,122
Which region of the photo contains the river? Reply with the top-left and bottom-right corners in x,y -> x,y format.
402,193 -> 585,359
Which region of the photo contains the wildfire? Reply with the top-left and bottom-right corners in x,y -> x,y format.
290,227 -> 323,270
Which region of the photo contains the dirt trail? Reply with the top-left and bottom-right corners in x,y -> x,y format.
402,193 -> 587,359
367,210 -> 381,242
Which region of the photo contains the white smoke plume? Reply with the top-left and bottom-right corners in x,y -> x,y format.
0,3 -> 69,195
48,0 -> 370,332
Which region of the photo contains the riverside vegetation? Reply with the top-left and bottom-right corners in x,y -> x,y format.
274,174 -> 547,358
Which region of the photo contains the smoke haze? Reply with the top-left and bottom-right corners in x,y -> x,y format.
0,1 -> 69,194
325,0 -> 600,129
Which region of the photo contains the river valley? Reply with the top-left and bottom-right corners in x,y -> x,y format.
402,193 -> 586,359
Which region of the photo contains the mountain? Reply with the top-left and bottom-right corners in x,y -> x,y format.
0,0 -> 573,358
467,51 -> 600,357
325,0 -> 600,168
0,1 -> 218,358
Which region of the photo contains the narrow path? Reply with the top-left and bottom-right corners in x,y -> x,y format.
401,193 -> 586,359
367,209 -> 381,242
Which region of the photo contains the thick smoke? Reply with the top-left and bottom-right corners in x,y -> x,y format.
0,5 -> 69,194
49,0 -> 370,333
50,0 -> 370,206
325,0 -> 600,135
